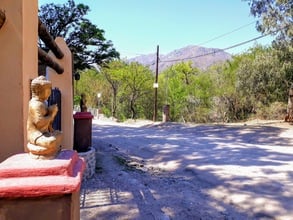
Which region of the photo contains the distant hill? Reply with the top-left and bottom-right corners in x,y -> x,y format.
128,45 -> 232,72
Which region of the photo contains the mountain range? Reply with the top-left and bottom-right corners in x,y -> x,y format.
128,45 -> 232,73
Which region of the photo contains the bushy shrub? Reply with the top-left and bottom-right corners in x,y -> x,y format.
255,102 -> 287,120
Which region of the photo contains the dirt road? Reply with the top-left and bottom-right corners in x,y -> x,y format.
80,119 -> 293,220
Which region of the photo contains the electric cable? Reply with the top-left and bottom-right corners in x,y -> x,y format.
198,21 -> 255,46
159,33 -> 271,63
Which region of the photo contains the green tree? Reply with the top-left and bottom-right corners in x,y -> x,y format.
244,0 -> 293,85
208,61 -> 238,122
159,62 -> 199,122
120,62 -> 153,119
75,69 -> 110,111
235,45 -> 287,119
244,0 -> 292,44
100,60 -> 127,118
244,0 -> 293,119
39,0 -> 119,71
187,71 -> 215,122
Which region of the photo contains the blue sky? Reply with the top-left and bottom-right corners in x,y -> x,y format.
38,0 -> 274,58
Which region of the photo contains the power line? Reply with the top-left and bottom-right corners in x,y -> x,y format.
159,33 -> 271,63
160,23 -> 290,63
221,34 -> 270,51
197,21 -> 255,46
123,22 -> 257,59
127,24 -> 285,64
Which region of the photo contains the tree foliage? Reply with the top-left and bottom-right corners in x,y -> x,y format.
242,0 -> 293,120
74,69 -> 110,110
100,60 -> 127,118
76,61 -> 153,121
159,66 -> 188,121
120,62 -> 153,119
78,45 -> 292,123
39,0 -> 119,71
244,0 -> 293,45
159,62 -> 214,122
76,44 -> 288,122
158,45 -> 288,122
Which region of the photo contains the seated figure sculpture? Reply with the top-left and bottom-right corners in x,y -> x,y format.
27,76 -> 62,159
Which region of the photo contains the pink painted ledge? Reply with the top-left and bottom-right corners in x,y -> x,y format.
0,150 -> 85,198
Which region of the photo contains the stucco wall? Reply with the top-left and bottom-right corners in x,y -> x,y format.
0,0 -> 38,162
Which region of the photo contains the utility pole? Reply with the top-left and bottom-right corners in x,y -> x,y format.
153,45 -> 159,122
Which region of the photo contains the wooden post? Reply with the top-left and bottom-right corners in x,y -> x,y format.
153,45 -> 159,122
38,18 -> 64,59
0,9 -> 5,29
38,47 -> 64,74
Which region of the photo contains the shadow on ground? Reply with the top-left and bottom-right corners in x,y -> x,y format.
80,122 -> 293,220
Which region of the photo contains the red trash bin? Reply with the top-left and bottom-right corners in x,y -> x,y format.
73,112 -> 94,152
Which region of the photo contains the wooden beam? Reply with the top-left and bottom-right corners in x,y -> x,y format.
38,47 -> 64,74
38,18 -> 64,59
0,9 -> 6,30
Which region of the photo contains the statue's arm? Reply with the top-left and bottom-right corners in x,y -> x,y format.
29,102 -> 54,129
48,104 -> 58,118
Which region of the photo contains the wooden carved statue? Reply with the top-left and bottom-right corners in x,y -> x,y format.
80,93 -> 88,112
27,76 -> 62,159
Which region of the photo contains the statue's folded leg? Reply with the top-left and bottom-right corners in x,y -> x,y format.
27,132 -> 62,159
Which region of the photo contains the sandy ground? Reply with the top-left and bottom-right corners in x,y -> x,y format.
80,118 -> 293,220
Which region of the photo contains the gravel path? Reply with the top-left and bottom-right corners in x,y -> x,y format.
80,119 -> 293,220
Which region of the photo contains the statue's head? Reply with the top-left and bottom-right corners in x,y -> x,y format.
31,76 -> 52,100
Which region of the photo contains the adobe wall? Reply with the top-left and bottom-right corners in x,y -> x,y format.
0,0 -> 38,162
